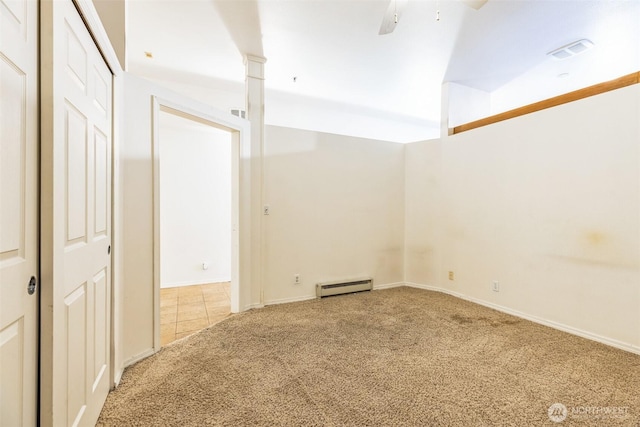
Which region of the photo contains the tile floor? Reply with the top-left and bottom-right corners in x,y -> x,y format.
160,282 -> 231,346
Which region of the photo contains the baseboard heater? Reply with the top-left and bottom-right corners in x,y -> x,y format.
316,277 -> 373,298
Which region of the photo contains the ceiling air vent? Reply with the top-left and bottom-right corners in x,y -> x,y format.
230,109 -> 246,119
547,39 -> 594,60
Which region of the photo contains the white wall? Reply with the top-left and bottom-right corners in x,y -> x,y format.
159,112 -> 231,288
120,74 -> 253,366
121,76 -> 155,361
405,139 -> 442,287
263,126 -> 406,304
406,84 -> 640,353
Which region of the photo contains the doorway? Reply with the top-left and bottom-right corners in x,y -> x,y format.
157,111 -> 233,345
150,97 -> 244,351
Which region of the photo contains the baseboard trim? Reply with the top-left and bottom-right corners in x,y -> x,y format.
264,295 -> 316,306
404,282 -> 443,293
373,282 -> 404,290
112,368 -> 123,389
404,282 -> 640,356
244,302 -> 264,311
122,348 -> 156,369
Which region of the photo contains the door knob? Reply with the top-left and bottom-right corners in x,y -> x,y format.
28,276 -> 37,295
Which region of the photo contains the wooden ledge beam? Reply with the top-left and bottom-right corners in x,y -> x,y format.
452,71 -> 640,134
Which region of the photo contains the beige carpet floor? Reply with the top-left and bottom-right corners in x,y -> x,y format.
98,287 -> 640,426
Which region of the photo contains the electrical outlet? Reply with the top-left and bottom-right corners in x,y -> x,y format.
492,281 -> 500,292
448,271 -> 454,280
202,262 -> 209,270
294,274 -> 301,285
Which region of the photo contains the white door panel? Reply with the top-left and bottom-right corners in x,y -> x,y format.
40,0 -> 112,425
0,0 -> 38,424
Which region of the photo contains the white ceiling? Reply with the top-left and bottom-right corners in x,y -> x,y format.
127,0 -> 640,143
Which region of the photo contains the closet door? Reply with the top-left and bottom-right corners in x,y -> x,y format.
40,0 -> 113,425
0,0 -> 39,425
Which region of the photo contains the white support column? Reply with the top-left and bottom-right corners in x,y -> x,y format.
244,55 -> 266,306
441,82 -> 452,138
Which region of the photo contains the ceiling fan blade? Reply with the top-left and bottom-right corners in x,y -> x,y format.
379,0 -> 408,35
461,0 -> 488,10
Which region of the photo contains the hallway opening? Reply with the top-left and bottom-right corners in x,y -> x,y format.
156,109 -> 233,345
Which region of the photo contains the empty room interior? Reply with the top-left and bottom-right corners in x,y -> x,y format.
1,0 -> 639,425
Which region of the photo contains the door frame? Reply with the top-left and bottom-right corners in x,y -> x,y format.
151,96 -> 250,351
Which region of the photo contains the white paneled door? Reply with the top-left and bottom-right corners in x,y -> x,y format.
40,0 -> 113,425
0,0 -> 39,424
